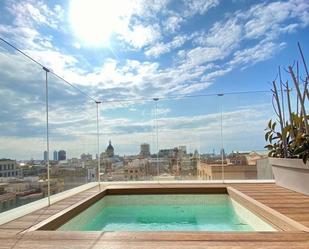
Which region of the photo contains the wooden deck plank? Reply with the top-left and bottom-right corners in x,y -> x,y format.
232,184 -> 309,229
7,239 -> 309,249
15,214 -> 52,222
18,231 -> 309,241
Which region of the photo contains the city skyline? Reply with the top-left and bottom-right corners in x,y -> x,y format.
32,143 -> 259,162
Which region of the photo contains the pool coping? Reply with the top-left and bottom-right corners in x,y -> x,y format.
26,185 -> 309,233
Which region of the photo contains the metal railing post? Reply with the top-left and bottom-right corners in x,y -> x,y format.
153,98 -> 159,180
218,94 -> 224,183
95,101 -> 101,191
43,66 -> 51,206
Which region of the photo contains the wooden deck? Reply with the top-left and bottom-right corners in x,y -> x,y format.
231,183 -> 309,229
0,183 -> 308,249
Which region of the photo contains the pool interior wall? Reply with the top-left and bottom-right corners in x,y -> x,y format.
58,194 -> 276,232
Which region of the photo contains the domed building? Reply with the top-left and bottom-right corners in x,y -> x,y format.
99,140 -> 119,178
106,140 -> 114,157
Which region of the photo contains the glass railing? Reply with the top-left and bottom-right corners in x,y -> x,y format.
155,95 -> 221,181
221,91 -> 274,180
100,99 -> 154,181
98,92 -> 277,183
0,39 -> 47,212
48,73 -> 97,194
0,37 -> 283,213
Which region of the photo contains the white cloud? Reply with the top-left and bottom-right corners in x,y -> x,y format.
201,68 -> 232,82
145,35 -> 187,57
2,0 -> 308,103
164,14 -> 184,33
194,19 -> 242,51
1,0 -> 309,160
229,41 -> 286,69
132,0 -> 171,18
7,0 -> 64,29
119,24 -> 161,49
182,46 -> 226,68
183,0 -> 220,16
0,1 -> 66,56
156,108 -> 171,116
242,0 -> 309,39
173,82 -> 212,95
0,24 -> 53,51
26,49 -> 78,74
0,101 -> 272,158
73,42 -> 81,49
178,0 -> 309,79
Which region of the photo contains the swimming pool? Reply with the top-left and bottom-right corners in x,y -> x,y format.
58,194 -> 276,231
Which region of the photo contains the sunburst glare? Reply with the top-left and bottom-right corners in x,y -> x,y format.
69,0 -> 133,47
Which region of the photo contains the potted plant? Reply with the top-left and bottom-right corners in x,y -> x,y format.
265,43 -> 309,195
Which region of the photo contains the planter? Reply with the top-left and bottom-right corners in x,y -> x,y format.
269,158 -> 309,195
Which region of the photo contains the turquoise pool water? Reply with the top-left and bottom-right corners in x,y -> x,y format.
58,194 -> 275,231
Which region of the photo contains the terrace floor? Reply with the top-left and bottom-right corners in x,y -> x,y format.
0,183 -> 309,249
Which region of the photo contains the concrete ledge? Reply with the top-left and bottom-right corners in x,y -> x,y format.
101,179 -> 276,185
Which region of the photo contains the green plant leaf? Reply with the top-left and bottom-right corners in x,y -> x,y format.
264,144 -> 273,150
269,134 -> 273,143
271,122 -> 276,130
265,131 -> 270,141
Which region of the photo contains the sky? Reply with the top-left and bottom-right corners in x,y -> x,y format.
0,0 -> 308,160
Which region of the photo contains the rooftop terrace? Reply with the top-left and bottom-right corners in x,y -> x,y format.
1,1 -> 309,248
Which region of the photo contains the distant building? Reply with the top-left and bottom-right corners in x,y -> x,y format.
158,149 -> 173,158
179,146 -> 187,155
106,140 -> 114,157
198,163 -> 257,180
58,150 -> 66,161
53,151 -> 58,161
148,158 -> 170,175
124,159 -> 149,180
68,158 -> 81,168
197,152 -> 264,180
220,148 -> 226,160
229,151 -> 247,165
43,151 -> 48,162
180,154 -> 199,178
0,159 -> 22,178
99,141 -> 118,176
140,143 -> 150,157
81,153 -> 92,161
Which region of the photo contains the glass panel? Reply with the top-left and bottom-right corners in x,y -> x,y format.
222,92 -> 274,180
1,41 -> 287,205
48,73 -> 97,192
0,40 -> 46,212
100,100 -> 153,182
156,96 -> 222,181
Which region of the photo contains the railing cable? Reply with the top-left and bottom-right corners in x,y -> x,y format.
0,37 -> 98,103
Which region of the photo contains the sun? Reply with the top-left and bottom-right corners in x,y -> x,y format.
69,0 -> 132,47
